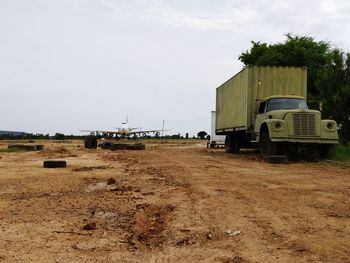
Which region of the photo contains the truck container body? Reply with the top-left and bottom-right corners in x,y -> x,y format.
216,66 -> 307,133
208,111 -> 225,148
215,66 -> 338,158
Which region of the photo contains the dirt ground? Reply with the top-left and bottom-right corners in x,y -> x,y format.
0,140 -> 349,262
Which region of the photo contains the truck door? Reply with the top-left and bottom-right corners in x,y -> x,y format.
254,101 -> 267,135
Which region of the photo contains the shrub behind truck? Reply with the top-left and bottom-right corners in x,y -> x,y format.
215,66 -> 338,158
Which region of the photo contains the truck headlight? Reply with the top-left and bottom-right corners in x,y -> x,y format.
323,120 -> 337,132
327,122 -> 334,129
272,121 -> 284,131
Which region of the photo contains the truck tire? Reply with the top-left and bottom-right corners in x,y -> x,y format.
319,144 -> 336,159
225,134 -> 240,153
110,144 -> 128,151
84,136 -> 97,149
43,160 -> 67,168
126,143 -> 145,150
8,144 -> 37,151
259,133 -> 277,156
99,141 -> 113,149
36,145 -> 44,151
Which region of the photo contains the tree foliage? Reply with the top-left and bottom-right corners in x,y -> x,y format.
197,131 -> 207,139
239,34 -> 350,143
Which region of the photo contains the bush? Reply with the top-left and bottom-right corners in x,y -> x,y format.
334,144 -> 350,161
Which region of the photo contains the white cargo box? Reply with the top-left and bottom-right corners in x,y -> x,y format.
208,111 -> 225,148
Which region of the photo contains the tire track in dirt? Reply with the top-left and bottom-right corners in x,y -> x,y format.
1,140 -> 349,262
143,146 -> 350,262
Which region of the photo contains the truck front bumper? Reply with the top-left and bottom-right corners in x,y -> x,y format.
270,137 -> 338,144
266,118 -> 339,144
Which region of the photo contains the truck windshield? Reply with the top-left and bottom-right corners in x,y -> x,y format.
267,98 -> 308,112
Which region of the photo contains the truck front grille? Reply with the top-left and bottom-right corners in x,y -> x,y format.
293,113 -> 316,136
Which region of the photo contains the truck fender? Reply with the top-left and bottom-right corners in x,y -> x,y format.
258,119 -> 287,141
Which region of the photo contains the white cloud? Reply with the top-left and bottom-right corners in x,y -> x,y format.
0,0 -> 349,135
144,5 -> 233,31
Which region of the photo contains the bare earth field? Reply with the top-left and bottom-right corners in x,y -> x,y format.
0,140 -> 349,262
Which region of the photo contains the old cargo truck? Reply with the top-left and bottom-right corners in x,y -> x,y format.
215,66 -> 338,158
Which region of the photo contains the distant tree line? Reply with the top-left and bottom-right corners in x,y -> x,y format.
0,133 -> 85,140
0,132 -> 209,140
239,34 -> 350,143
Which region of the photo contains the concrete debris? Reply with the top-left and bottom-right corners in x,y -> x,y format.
225,230 -> 241,236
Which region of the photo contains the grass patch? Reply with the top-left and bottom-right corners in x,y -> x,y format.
333,144 -> 350,162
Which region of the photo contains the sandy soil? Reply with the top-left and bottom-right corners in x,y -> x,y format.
0,140 -> 349,262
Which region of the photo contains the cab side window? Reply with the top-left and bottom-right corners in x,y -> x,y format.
258,101 -> 266,114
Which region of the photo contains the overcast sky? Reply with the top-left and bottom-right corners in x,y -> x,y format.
1,0 -> 349,136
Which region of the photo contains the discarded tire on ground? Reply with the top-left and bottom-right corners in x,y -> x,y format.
84,136 -> 97,149
110,144 -> 128,151
126,143 -> 145,150
109,143 -> 146,151
99,141 -> 113,149
8,144 -> 37,151
35,145 -> 44,151
43,160 -> 67,168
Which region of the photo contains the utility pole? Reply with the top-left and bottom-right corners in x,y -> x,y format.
162,120 -> 165,137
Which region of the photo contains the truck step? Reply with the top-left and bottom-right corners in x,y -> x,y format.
263,155 -> 288,164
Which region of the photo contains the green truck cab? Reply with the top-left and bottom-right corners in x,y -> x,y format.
215,66 -> 338,158
255,95 -> 338,157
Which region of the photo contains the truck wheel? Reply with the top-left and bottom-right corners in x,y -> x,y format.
225,134 -> 240,153
100,141 -> 113,149
319,144 -> 336,159
36,145 -> 44,151
126,143 -> 145,150
84,136 -> 97,149
259,133 -> 277,156
110,144 -> 128,151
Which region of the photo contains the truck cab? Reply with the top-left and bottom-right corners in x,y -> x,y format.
255,95 -> 338,157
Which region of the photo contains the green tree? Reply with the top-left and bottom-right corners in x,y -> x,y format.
239,34 -> 350,143
54,133 -> 65,140
197,131 -> 207,139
